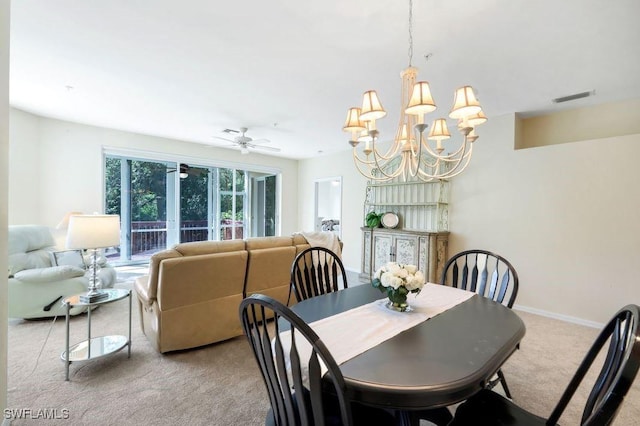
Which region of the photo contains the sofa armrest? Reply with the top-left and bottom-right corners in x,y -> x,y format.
134,275 -> 153,306
13,265 -> 85,283
146,248 -> 181,303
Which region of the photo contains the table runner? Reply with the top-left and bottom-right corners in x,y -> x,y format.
278,283 -> 474,378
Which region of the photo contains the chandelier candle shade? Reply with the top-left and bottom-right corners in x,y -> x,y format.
343,0 -> 487,182
66,214 -> 121,303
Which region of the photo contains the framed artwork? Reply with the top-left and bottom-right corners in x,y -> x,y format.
51,250 -> 86,269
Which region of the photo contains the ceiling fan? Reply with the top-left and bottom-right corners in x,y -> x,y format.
167,163 -> 207,179
213,127 -> 281,155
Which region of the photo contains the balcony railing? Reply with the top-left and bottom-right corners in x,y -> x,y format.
127,220 -> 244,259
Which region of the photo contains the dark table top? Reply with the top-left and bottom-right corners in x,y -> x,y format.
288,284 -> 526,410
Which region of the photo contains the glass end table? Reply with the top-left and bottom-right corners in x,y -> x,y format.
61,288 -> 132,381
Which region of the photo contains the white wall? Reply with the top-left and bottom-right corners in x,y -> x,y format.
449,113 -> 640,324
298,151 -> 368,271
8,110 -> 299,236
300,113 -> 640,324
8,109 -> 39,221
0,0 -> 8,413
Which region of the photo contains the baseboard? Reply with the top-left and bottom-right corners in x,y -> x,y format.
513,304 -> 604,329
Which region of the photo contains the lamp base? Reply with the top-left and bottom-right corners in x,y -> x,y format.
79,290 -> 109,304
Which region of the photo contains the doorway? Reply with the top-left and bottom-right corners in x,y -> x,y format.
314,177 -> 342,238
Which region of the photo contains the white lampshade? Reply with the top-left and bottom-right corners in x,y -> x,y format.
360,90 -> 387,121
428,118 -> 451,141
66,214 -> 121,249
449,86 -> 482,119
464,109 -> 488,127
405,81 -> 437,115
342,107 -> 367,132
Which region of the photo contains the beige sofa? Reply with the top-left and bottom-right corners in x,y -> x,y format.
134,235 -> 310,353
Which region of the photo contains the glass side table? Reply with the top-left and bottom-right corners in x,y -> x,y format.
61,288 -> 132,381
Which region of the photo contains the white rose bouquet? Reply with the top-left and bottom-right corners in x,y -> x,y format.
372,262 -> 425,311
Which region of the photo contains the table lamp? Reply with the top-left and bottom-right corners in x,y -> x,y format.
66,214 -> 120,303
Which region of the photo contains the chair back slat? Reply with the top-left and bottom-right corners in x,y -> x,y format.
496,272 -> 510,305
487,269 -> 498,300
240,294 -> 353,426
321,262 -> 331,294
547,305 -> 640,426
331,262 -> 339,292
461,261 -> 469,290
470,262 -> 479,292
452,263 -> 460,289
582,312 -> 631,423
291,247 -> 348,302
308,355 -> 325,426
441,249 -> 519,309
288,332 -> 309,425
257,305 -> 288,423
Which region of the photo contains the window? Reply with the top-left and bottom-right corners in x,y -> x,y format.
104,154 -> 279,264
218,169 -> 246,240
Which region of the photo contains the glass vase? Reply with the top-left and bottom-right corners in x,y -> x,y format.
386,292 -> 412,312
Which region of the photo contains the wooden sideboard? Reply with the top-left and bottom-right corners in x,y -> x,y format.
360,227 -> 449,284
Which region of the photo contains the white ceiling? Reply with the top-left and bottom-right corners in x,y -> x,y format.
9,0 -> 640,160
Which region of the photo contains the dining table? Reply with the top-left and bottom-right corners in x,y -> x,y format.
287,283 -> 526,415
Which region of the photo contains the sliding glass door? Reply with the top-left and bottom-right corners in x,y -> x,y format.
251,174 -> 276,237
105,158 -> 171,262
105,154 -> 278,265
180,165 -> 210,243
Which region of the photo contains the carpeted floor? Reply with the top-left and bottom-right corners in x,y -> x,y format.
6,277 -> 640,425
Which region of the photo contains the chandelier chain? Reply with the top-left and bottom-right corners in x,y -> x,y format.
408,0 -> 413,66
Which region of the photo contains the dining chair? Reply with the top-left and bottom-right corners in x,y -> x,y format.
239,293 -> 399,426
440,249 -> 519,398
290,247 -> 348,303
448,304 -> 640,425
441,249 -> 519,308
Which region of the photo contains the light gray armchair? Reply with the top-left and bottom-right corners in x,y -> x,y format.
7,225 -> 116,319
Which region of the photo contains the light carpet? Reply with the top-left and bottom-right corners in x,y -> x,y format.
6,282 -> 640,425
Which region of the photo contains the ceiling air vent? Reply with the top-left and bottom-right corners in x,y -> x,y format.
552,90 -> 595,104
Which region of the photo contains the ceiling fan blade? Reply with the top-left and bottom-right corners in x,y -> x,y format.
249,138 -> 271,145
213,136 -> 236,143
249,144 -> 281,152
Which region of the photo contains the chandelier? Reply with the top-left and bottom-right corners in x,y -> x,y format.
343,0 -> 487,182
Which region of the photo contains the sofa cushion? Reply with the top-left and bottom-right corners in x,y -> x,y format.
157,251 -> 248,311
8,225 -> 56,255
245,246 -> 296,294
174,240 -> 246,256
245,236 -> 293,250
14,265 -> 86,283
